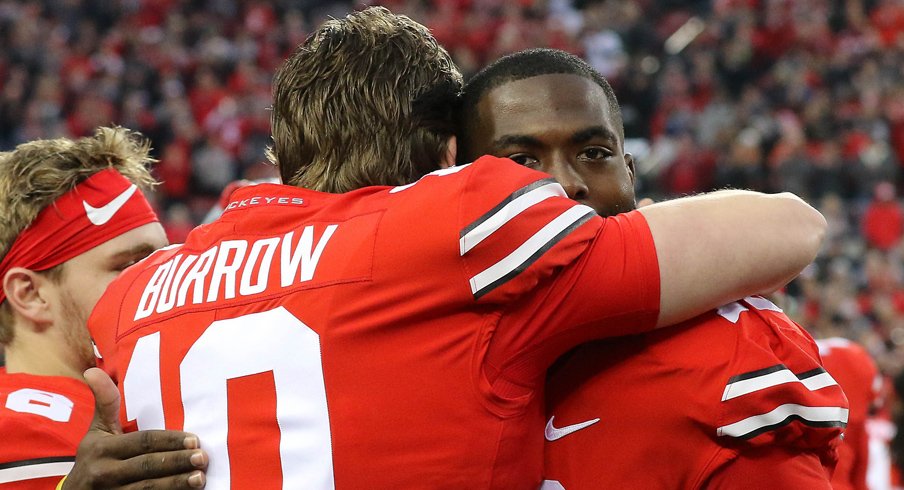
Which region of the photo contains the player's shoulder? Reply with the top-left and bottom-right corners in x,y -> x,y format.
816,336 -> 868,358
0,410 -> 81,465
0,373 -> 93,455
712,296 -> 788,325
464,155 -> 555,183
386,156 -> 553,201
0,372 -> 92,401
816,336 -> 877,377
459,156 -> 561,202
384,157 -> 598,303
382,156 -> 572,228
713,296 -> 825,368
712,298 -> 848,451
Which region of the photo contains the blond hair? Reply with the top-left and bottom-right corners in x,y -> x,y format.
268,6 -> 462,192
0,126 -> 158,344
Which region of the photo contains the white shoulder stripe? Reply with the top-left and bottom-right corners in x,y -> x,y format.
0,461 -> 73,484
716,296 -> 783,323
722,368 -> 839,401
389,163 -> 471,193
816,337 -> 852,356
744,296 -> 783,312
460,182 -> 566,255
716,302 -> 748,323
469,204 -> 594,297
716,404 -> 849,439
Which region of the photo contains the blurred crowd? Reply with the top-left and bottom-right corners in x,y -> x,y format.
3,0 -> 904,374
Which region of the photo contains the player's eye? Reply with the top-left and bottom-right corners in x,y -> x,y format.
114,260 -> 138,272
113,250 -> 154,272
578,147 -> 614,161
507,154 -> 540,168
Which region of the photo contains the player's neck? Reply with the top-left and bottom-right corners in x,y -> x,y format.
3,330 -> 85,381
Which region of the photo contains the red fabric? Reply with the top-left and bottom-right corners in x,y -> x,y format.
89,157 -> 661,489
65,97 -> 117,138
0,168 -> 158,304
701,445 -> 833,489
890,119 -> 904,166
817,338 -> 880,490
871,3 -> 904,47
156,140 -> 192,198
862,201 -> 904,250
661,150 -> 715,195
188,78 -> 228,126
0,372 -> 94,489
544,297 -> 846,489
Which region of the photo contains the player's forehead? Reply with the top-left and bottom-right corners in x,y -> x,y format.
477,74 -> 616,139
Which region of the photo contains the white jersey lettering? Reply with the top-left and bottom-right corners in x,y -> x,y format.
133,225 -> 338,321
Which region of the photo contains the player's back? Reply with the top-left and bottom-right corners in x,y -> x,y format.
0,371 -> 94,489
90,157 -> 662,489
544,297 -> 848,489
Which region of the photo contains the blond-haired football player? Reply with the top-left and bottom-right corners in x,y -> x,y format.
0,127 -> 206,489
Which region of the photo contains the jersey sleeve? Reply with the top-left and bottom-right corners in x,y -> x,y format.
714,298 -> 848,455
0,419 -> 75,489
457,157 -> 661,389
457,156 -> 601,303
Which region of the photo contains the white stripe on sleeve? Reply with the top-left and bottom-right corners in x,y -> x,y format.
716,404 -> 849,439
0,461 -> 73,484
468,204 -> 594,296
460,182 -> 566,255
722,368 -> 839,401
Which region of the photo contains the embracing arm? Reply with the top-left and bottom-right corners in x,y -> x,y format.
640,190 -> 825,328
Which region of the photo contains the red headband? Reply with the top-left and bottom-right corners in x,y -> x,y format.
0,168 -> 158,304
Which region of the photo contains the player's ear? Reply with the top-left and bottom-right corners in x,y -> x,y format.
440,136 -> 457,169
3,268 -> 55,328
625,153 -> 636,186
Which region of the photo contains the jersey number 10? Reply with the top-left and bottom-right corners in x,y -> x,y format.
122,307 -> 335,489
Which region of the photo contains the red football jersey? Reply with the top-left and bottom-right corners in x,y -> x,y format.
543,296 -> 849,489
817,338 -> 881,490
0,371 -> 94,489
88,157 -> 661,489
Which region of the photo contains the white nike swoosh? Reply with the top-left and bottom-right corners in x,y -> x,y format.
83,184 -> 138,226
544,415 -> 600,441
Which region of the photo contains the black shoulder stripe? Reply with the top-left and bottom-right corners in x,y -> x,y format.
734,417 -> 847,441
0,456 -> 75,471
460,178 -> 557,238
473,209 -> 594,299
726,364 -> 786,384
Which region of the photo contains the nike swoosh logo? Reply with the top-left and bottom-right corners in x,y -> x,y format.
545,415 -> 600,441
83,184 -> 138,226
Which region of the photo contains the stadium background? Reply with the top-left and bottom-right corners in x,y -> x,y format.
2,0 -> 904,474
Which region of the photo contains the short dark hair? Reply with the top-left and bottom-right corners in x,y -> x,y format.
268,6 -> 462,192
459,49 -> 623,159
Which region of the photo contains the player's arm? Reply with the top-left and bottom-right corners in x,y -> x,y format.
61,369 -> 208,489
639,189 -> 825,328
